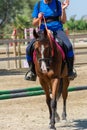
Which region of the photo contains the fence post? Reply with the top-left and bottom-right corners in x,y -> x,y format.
11,28 -> 17,68
6,43 -> 10,68
24,28 -> 27,45
18,42 -> 21,68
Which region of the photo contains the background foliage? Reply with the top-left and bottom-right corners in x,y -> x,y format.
0,0 -> 87,38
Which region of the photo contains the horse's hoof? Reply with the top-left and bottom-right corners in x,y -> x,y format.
62,116 -> 66,120
50,127 -> 56,130
62,113 -> 67,120
50,125 -> 56,130
62,117 -> 67,121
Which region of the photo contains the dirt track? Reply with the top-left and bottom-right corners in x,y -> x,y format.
0,64 -> 87,130
0,90 -> 87,130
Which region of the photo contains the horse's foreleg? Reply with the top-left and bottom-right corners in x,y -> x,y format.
39,78 -> 52,125
43,88 -> 52,120
50,79 -> 59,130
62,78 -> 69,120
46,96 -> 52,120
50,99 -> 57,130
62,99 -> 67,120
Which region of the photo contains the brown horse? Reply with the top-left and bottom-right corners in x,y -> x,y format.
33,28 -> 70,130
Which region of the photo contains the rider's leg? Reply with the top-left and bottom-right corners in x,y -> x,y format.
25,60 -> 36,81
56,30 -> 77,80
66,50 -> 77,80
25,39 -> 36,81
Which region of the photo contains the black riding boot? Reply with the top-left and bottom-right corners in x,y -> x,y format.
67,57 -> 77,80
25,61 -> 36,81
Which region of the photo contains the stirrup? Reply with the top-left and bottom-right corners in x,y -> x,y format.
68,69 -> 77,80
25,70 -> 36,81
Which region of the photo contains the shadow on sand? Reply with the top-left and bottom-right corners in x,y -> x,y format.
0,68 -> 27,76
57,119 -> 87,130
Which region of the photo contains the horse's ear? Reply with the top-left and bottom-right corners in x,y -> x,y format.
33,29 -> 39,39
44,28 -> 47,37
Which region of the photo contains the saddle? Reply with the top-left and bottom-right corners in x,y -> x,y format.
51,32 -> 68,75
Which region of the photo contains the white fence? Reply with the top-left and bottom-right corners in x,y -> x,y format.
0,34 -> 87,69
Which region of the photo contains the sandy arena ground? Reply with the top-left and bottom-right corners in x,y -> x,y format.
0,64 -> 87,130
0,41 -> 87,130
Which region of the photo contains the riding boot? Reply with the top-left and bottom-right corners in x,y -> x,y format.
25,61 -> 36,81
67,57 -> 77,80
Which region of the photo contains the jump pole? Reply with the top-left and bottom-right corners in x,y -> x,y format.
0,86 -> 87,100
0,90 -> 45,100
68,86 -> 87,92
0,86 -> 42,95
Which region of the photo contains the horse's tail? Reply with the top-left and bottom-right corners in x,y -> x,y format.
57,78 -> 63,100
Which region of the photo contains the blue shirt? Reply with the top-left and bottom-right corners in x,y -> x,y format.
32,0 -> 63,31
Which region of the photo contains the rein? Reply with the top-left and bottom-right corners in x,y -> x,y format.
39,16 -> 54,57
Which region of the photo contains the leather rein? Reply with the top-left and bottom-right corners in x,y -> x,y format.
39,16 -> 54,57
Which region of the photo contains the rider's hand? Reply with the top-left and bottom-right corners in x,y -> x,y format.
38,13 -> 44,20
62,0 -> 69,10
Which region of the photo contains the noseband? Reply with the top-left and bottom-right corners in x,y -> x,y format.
38,57 -> 52,63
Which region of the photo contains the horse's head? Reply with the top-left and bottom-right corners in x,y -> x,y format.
33,28 -> 53,73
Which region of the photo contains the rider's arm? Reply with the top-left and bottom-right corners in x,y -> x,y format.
32,18 -> 40,26
32,12 -> 44,26
32,0 -> 69,26
61,8 -> 67,24
32,10 -> 66,26
61,0 -> 69,24
32,2 -> 41,27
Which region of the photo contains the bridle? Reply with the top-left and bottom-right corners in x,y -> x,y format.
34,34 -> 53,72
35,15 -> 55,72
35,37 -> 53,69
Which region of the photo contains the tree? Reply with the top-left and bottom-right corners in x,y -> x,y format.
0,0 -> 28,27
0,0 -> 11,26
0,0 -> 38,38
64,18 -> 87,32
